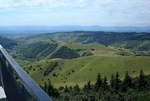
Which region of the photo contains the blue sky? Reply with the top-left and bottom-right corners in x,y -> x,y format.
0,0 -> 150,26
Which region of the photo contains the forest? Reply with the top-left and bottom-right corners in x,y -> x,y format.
42,70 -> 150,101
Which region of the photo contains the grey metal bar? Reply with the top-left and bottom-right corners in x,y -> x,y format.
0,45 -> 53,101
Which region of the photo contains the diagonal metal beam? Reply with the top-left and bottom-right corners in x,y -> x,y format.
0,45 -> 53,101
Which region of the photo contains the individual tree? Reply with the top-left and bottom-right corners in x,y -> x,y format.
69,86 -> 73,92
114,72 -> 121,90
43,82 -> 48,93
74,84 -> 80,93
138,70 -> 146,90
83,84 -> 88,92
87,81 -> 92,90
64,85 -> 69,93
110,74 -> 115,89
95,73 -> 102,90
122,71 -> 132,91
47,80 -> 59,98
102,76 -> 108,90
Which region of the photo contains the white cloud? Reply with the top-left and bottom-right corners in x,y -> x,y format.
0,0 -> 150,26
0,0 -> 89,9
90,0 -> 150,16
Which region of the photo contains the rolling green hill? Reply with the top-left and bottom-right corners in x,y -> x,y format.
20,40 -> 58,59
5,31 -> 150,89
3,31 -> 150,101
113,40 -> 150,51
23,31 -> 150,45
23,56 -> 150,87
16,40 -> 121,60
18,31 -> 150,56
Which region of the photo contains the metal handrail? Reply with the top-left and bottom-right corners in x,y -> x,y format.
0,45 -> 53,101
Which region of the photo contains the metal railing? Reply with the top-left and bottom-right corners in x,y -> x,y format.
0,45 -> 53,101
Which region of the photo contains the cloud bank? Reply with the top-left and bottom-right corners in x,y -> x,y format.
0,0 -> 150,26
0,0 -> 90,9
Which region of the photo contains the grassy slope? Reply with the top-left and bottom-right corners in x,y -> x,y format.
15,40 -> 119,60
58,41 -> 118,56
23,31 -> 150,46
113,40 -> 150,51
24,56 -> 150,87
59,41 -> 112,50
9,33 -> 150,88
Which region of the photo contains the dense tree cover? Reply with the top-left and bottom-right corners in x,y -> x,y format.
19,41 -> 80,59
8,31 -> 150,61
113,40 -> 150,51
20,41 -> 58,59
0,36 -> 17,49
42,70 -> 150,101
50,46 -> 80,59
24,31 -> 150,44
17,31 -> 150,57
23,31 -> 150,50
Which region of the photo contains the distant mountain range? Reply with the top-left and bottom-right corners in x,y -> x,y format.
0,26 -> 150,34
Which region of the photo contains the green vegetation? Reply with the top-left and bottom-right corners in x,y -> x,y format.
23,31 -> 150,47
14,40 -> 120,60
1,31 -> 150,101
0,36 -> 17,49
24,56 -> 150,87
112,40 -> 150,51
42,71 -> 150,101
20,40 -> 58,59
20,31 -> 150,55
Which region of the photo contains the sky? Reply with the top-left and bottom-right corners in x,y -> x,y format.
0,0 -> 150,26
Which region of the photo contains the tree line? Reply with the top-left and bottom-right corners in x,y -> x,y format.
41,70 -> 150,101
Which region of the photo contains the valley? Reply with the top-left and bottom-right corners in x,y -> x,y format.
1,31 -> 150,87
1,31 -> 150,101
